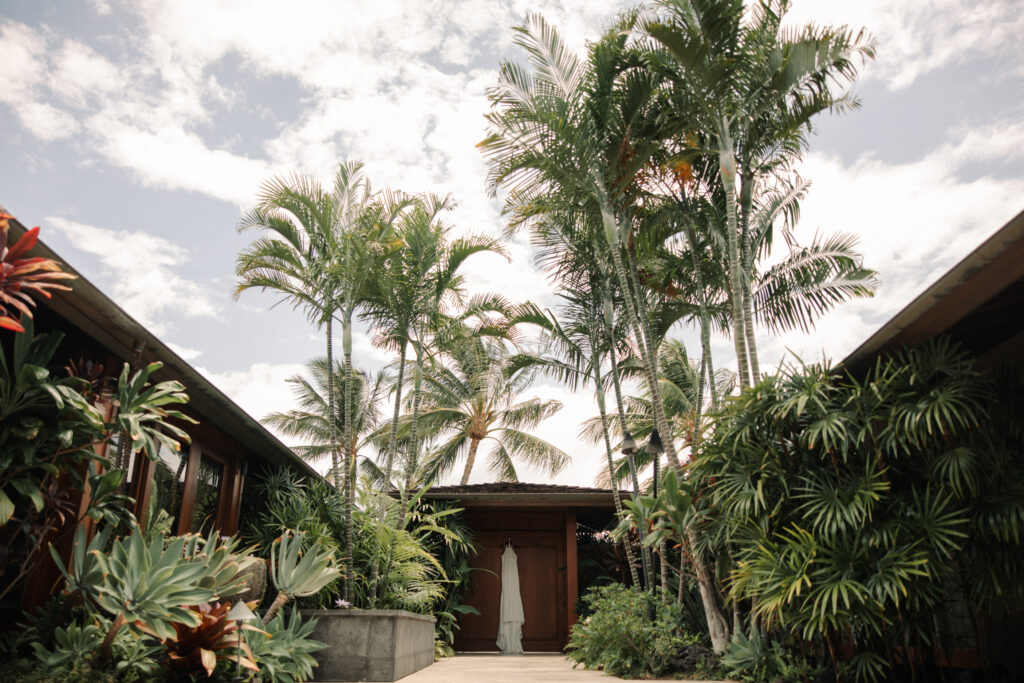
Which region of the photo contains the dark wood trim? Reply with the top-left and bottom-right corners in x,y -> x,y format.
176,441 -> 201,535
133,455 -> 155,528
566,507 -> 578,630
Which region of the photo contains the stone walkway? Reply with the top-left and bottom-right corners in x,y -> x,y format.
398,653 -> 733,682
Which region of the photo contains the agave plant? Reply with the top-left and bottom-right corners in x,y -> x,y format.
182,530 -> 259,599
30,621 -> 103,669
87,531 -> 219,662
264,529 -> 344,624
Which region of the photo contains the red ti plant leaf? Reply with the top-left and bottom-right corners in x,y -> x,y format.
0,210 -> 76,332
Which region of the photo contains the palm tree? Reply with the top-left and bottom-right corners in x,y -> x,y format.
643,0 -> 875,386
361,195 -> 503,497
416,337 -> 569,485
262,359 -> 387,482
236,162 -> 405,603
235,171 -> 348,487
480,15 -> 689,475
508,299 -> 646,588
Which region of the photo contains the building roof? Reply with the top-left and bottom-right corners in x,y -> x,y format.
423,482 -> 617,507
844,207 -> 1024,369
6,216 -> 319,479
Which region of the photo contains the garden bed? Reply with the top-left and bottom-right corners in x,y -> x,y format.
302,609 -> 435,682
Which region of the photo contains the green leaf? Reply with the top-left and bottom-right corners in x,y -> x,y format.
10,478 -> 44,512
0,489 -> 15,524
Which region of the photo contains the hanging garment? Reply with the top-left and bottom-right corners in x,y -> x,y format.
496,545 -> 525,654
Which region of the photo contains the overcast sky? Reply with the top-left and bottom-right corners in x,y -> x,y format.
2,0 -> 1023,487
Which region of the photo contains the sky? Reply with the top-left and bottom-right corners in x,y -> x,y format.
2,0 -> 1023,487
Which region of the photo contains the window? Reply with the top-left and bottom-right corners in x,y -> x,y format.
189,453 -> 224,535
146,440 -> 189,529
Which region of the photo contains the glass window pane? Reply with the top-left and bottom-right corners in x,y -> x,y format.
190,454 -> 224,535
147,441 -> 188,529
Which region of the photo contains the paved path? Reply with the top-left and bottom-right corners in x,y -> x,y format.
399,653 -> 734,682
400,654 -> 621,682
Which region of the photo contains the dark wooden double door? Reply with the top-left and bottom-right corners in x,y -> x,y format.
454,510 -> 568,652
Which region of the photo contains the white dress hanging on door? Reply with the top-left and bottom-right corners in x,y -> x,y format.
496,545 -> 525,654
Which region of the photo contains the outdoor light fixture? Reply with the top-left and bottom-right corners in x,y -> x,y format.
645,429 -> 664,456
228,600 -> 258,682
647,429 -> 664,498
621,431 -> 638,455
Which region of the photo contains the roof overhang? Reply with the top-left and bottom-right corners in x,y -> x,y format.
422,490 -> 617,508
6,217 -> 320,479
843,208 -> 1024,369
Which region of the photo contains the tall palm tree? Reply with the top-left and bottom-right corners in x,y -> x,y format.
361,195 -> 503,497
643,0 -> 875,386
236,162 -> 404,603
480,15 -> 689,475
262,359 -> 387,482
508,299 -> 645,588
236,163 -> 381,490
417,337 -> 569,485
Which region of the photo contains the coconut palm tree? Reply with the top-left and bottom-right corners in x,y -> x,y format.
262,359 -> 387,482
415,337 -> 568,485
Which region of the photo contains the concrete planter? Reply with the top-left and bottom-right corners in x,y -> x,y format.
302,609 -> 435,682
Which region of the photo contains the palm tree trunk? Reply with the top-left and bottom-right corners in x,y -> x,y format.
704,320 -> 719,408
400,345 -> 424,512
342,312 -> 355,604
659,539 -> 671,601
593,354 -> 641,588
603,207 -> 682,474
602,321 -> 654,591
739,169 -> 761,384
381,340 -> 408,496
687,526 -> 731,653
683,220 -> 719,413
693,348 -> 707,453
677,551 -> 688,604
460,437 -> 481,486
718,126 -> 752,388
326,317 -> 341,489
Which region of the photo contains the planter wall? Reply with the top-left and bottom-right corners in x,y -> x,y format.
302,609 -> 435,682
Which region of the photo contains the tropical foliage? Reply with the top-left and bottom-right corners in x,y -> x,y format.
688,340 -> 1024,681
0,314 -> 194,602
0,210 -> 76,332
566,583 -> 714,679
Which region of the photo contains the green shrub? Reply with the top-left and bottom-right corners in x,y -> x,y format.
721,631 -> 824,683
246,607 -> 326,682
566,583 -> 699,678
694,341 -> 1024,681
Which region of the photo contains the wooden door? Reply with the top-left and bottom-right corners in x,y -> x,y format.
455,524 -> 567,652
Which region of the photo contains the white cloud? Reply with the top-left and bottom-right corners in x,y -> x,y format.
786,0 -> 1024,90
86,116 -> 272,206
46,217 -> 219,334
51,40 -> 122,107
195,360 -> 308,435
166,342 -> 203,361
0,21 -> 79,141
749,128 -> 1024,369
88,0 -> 112,16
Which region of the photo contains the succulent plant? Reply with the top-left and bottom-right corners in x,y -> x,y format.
263,530 -> 343,624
